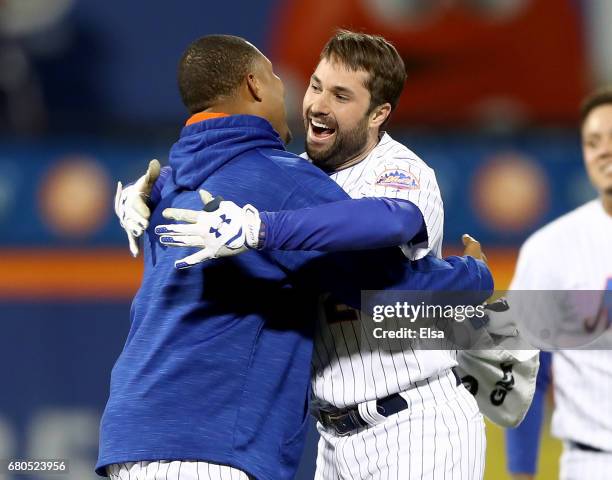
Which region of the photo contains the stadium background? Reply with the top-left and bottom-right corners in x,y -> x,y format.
1,0 -> 608,478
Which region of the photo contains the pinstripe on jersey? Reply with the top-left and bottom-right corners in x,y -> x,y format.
304,133 -> 483,479
314,370 -> 485,480
306,133 -> 455,408
107,461 -> 252,480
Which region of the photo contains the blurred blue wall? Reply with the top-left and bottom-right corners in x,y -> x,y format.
0,130 -> 594,248
36,0 -> 280,127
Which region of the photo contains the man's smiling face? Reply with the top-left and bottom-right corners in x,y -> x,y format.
582,104 -> 612,196
302,57 -> 374,172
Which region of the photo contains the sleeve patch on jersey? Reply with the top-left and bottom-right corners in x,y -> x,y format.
375,169 -> 420,190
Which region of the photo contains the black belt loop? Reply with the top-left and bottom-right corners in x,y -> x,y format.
318,393 -> 406,436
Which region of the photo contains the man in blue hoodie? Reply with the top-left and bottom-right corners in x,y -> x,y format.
97,35 -> 493,480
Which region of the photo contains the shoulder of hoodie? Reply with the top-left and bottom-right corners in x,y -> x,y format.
240,146 -> 349,207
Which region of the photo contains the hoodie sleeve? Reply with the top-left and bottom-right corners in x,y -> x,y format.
270,248 -> 493,311
259,197 -> 424,251
264,154 -> 493,309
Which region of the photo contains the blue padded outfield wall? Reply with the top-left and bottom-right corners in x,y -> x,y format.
0,130 -> 594,249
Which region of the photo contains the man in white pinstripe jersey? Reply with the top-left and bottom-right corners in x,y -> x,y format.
117,30 -> 485,480
303,30 -> 484,480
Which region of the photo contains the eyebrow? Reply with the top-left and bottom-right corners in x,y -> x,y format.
311,75 -> 355,96
584,132 -> 602,139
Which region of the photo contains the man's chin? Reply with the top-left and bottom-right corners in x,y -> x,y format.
305,142 -> 331,162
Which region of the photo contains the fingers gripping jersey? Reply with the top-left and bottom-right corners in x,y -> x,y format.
304,133 -> 454,408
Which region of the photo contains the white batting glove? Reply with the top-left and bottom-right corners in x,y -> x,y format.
114,159 -> 161,257
155,190 -> 261,269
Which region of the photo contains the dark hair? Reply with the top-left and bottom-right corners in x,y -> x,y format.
320,30 -> 407,117
580,87 -> 612,127
178,35 -> 260,114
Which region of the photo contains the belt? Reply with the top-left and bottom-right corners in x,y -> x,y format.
570,441 -> 605,453
316,367 -> 462,436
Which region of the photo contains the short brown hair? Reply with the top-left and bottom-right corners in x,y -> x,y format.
580,86 -> 612,127
178,35 -> 260,114
320,30 -> 407,117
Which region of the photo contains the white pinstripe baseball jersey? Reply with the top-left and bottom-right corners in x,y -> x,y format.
314,371 -> 485,480
303,132 -> 457,409
107,461 -> 251,480
511,199 -> 612,452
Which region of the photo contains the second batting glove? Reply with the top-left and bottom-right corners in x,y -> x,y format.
114,159 -> 161,257
155,190 -> 261,269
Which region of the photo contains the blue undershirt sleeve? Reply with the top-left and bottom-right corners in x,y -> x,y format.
272,248 -> 493,311
259,197 -> 424,251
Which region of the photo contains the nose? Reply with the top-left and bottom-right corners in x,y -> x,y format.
309,94 -> 331,117
598,134 -> 612,156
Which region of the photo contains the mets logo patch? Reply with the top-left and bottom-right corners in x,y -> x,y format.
375,169 -> 419,190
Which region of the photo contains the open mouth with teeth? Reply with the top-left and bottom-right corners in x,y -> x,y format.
309,118 -> 336,140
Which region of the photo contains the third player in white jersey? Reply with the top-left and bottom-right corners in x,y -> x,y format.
505,88 -> 612,480
510,199 -> 612,478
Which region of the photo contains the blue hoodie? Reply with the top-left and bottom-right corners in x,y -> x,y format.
97,114 -> 492,480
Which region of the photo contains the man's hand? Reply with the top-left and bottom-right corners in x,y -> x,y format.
462,233 -> 487,263
462,233 -> 513,332
114,159 -> 161,257
155,190 -> 261,269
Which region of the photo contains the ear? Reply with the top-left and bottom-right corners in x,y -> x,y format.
369,103 -> 392,129
246,72 -> 263,102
